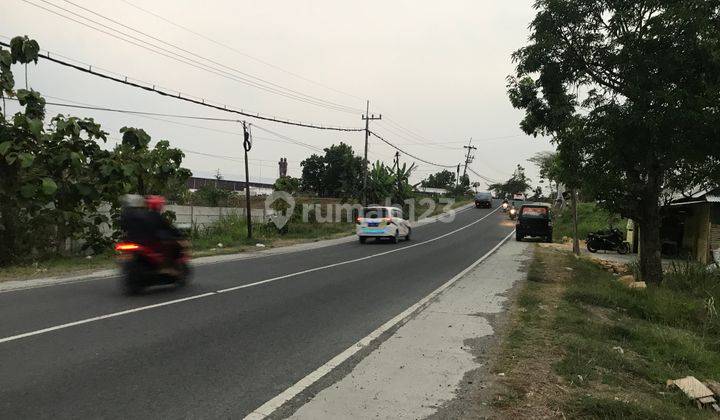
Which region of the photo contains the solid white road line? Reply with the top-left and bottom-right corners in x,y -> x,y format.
0,206 -> 502,345
243,229 -> 517,419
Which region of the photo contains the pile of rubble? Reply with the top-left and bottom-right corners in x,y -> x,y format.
592,258 -> 630,275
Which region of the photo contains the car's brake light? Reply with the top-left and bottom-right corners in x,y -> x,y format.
356,217 -> 362,224
384,217 -> 392,222
115,242 -> 140,251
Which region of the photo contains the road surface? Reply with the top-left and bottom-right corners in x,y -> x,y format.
0,204 -> 514,418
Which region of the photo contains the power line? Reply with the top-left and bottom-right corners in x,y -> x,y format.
467,167 -> 500,184
0,40 -> 365,132
57,0 -> 363,114
368,131 -> 455,169
23,0 -> 363,114
119,0 -> 364,102
6,95 -> 328,154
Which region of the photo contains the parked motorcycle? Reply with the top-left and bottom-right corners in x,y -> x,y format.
115,239 -> 191,294
586,228 -> 630,254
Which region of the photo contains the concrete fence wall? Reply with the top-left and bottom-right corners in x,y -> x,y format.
166,204 -> 272,228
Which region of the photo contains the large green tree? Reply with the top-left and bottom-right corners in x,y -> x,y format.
422,170 -> 456,190
508,1 -> 720,283
488,165 -> 531,198
300,142 -> 363,198
0,36 -> 192,264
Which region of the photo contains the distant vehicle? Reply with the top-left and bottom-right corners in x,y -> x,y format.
508,205 -> 518,220
356,206 -> 411,244
510,193 -> 526,210
515,203 -> 553,242
474,192 -> 493,208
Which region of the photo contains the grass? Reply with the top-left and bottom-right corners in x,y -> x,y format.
0,253 -> 116,283
189,215 -> 354,251
493,245 -> 720,419
553,202 -> 627,242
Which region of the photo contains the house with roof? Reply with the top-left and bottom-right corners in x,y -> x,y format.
662,189 -> 720,264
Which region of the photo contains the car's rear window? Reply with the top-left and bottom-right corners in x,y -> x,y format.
362,208 -> 388,218
521,206 -> 548,217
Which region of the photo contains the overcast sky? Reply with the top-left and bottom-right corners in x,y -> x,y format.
2,0 -> 554,187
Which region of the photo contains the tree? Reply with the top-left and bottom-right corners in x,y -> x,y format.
0,36 -> 192,264
366,160 -> 417,205
508,1 -> 720,283
422,170 -> 456,190
114,127 -> 191,198
300,142 -> 363,198
488,165 -> 531,198
299,153 -> 324,195
273,176 -> 300,194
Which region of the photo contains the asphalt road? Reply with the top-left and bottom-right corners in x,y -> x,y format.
0,204 -> 514,418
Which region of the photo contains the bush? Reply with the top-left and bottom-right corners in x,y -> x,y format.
664,260 -> 720,299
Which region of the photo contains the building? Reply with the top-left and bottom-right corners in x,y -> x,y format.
186,177 -> 274,196
662,189 -> 720,264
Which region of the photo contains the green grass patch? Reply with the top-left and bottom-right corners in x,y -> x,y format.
0,253 -> 115,282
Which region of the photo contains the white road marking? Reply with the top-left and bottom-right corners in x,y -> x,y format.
0,293 -> 216,344
244,229 -> 516,419
0,206 -> 502,345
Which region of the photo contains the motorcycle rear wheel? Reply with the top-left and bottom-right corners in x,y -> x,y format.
617,242 -> 630,255
175,262 -> 192,288
120,260 -> 144,295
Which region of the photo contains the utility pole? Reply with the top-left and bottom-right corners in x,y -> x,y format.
462,138 -> 477,182
361,100 -> 382,205
394,151 -> 401,199
462,139 -> 477,178
242,122 -> 253,239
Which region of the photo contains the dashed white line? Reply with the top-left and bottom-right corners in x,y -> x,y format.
0,206 -> 502,345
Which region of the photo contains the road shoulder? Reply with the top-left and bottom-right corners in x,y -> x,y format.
278,239 -> 531,419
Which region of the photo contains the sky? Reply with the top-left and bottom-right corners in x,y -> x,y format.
2,0 -> 554,187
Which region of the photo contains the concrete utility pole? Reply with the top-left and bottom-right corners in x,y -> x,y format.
242,122 -> 253,239
462,139 -> 477,179
394,151 -> 401,197
362,100 -> 382,205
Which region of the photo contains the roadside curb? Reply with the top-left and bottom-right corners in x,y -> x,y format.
0,203 -> 474,293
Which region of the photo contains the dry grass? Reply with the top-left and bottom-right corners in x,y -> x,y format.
491,245 -> 717,419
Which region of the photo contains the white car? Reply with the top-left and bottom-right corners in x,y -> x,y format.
356,206 -> 411,244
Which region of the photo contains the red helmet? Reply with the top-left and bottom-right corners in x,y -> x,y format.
145,195 -> 166,212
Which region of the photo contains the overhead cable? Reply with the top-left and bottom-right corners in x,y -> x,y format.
0,40 -> 364,132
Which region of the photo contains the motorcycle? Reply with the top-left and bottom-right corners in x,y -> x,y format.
508,206 -> 518,220
501,201 -> 509,212
115,239 -> 191,294
586,228 -> 630,254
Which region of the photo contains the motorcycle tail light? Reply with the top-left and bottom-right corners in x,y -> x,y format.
115,242 -> 140,251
